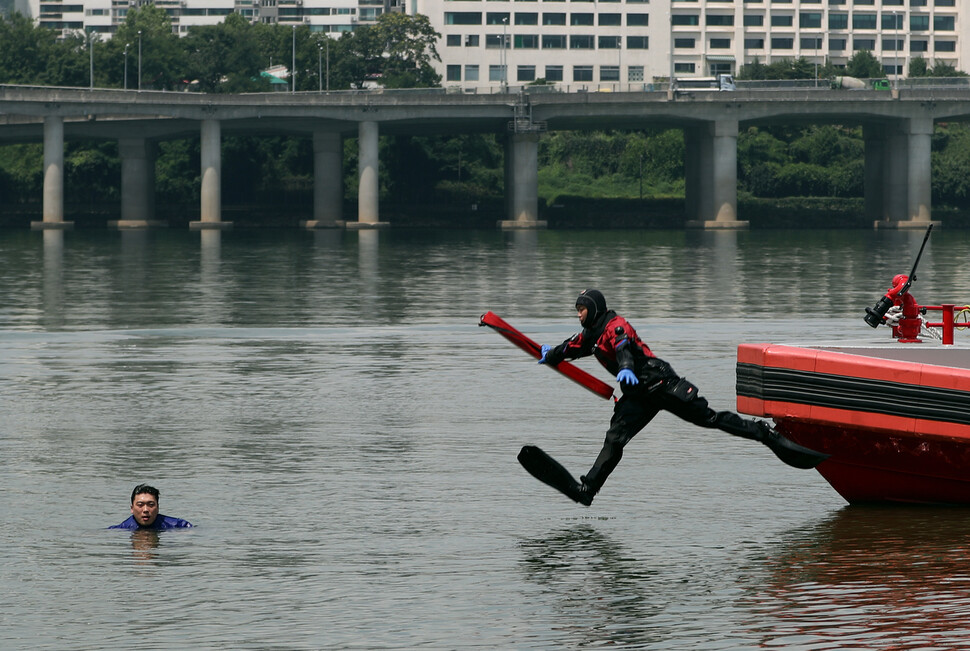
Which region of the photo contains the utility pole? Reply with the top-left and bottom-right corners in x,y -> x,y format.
291,25 -> 296,93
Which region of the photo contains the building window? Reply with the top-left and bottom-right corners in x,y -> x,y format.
515,12 -> 538,24
706,14 -> 734,25
465,65 -> 479,81
545,65 -> 563,81
489,65 -> 505,82
881,13 -> 903,29
445,12 -> 482,25
447,65 -> 461,81
882,37 -> 903,51
852,14 -> 876,29
853,38 -> 876,50
745,38 -> 764,48
710,38 -> 730,48
800,36 -> 822,49
771,15 -> 792,26
934,15 -> 954,30
517,65 -> 536,82
600,13 -> 621,25
674,38 -> 695,48
573,65 -> 594,82
672,14 -> 699,26
628,13 -> 648,26
935,40 -> 956,51
465,35 -> 480,46
674,62 -> 696,73
570,13 -> 594,25
601,65 -> 619,81
935,0 -> 954,5
829,38 -> 846,51
515,34 -> 539,48
543,13 -> 566,24
542,34 -> 567,48
910,15 -> 928,30
570,35 -> 595,48
627,36 -> 649,48
743,14 -> 763,26
829,13 -> 847,28
629,66 -> 644,81
599,35 -> 621,48
447,35 -> 461,47
486,12 -> 510,25
799,12 -> 821,27
771,37 -> 794,48
485,34 -> 508,49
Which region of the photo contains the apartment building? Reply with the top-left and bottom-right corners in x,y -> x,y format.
21,0 -> 969,84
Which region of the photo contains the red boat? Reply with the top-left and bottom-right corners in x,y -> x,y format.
737,226 -> 970,504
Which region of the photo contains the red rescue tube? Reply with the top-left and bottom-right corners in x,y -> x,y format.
480,311 -> 615,401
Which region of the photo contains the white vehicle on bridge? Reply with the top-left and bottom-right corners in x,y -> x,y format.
674,74 -> 736,91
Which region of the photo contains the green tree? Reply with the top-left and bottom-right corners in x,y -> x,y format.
845,50 -> 884,78
113,5 -> 186,90
338,13 -> 441,89
183,13 -> 267,92
909,56 -> 929,77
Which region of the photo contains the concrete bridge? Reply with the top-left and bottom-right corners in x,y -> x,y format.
1,83 -> 968,230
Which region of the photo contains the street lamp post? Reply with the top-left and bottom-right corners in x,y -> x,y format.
326,37 -> 330,92
124,43 -> 129,90
291,25 -> 296,93
318,45 -> 322,92
501,17 -> 508,92
88,32 -> 94,90
137,30 -> 142,91
894,11 -> 900,88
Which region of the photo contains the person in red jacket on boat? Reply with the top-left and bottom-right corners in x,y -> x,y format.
538,288 -> 819,506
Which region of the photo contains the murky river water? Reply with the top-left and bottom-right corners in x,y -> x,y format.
4,226 -> 970,649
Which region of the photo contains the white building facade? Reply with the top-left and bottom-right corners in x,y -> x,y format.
416,0 -> 969,90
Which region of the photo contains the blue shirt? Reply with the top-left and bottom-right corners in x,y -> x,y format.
109,515 -> 193,530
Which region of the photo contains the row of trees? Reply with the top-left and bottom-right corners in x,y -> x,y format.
0,7 -> 441,91
3,7 -> 970,213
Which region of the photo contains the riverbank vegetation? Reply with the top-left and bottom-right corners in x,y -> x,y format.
2,7 -> 970,226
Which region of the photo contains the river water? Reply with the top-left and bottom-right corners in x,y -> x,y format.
3,227 -> 970,649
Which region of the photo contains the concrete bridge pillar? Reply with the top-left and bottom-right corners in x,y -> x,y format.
686,119 -> 746,229
906,117 -> 934,226
110,138 -> 161,229
191,119 -> 231,230
31,116 -> 72,230
864,125 -> 887,223
872,118 -> 939,229
499,132 -> 545,229
351,120 -> 388,229
303,130 -> 343,229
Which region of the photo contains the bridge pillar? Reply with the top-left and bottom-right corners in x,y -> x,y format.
907,117 -> 934,225
31,116 -> 72,230
347,120 -> 388,229
110,138 -> 162,229
302,130 -> 343,229
499,132 -> 545,229
686,119 -> 746,229
873,118 -> 940,229
864,125 -> 887,223
191,119 -> 232,230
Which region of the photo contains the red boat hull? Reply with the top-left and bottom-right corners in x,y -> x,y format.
737,343 -> 970,505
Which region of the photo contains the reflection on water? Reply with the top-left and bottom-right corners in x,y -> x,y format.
129,529 -> 160,563
745,507 -> 970,649
519,524 -> 663,648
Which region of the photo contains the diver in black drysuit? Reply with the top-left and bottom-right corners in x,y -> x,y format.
540,288 -> 817,506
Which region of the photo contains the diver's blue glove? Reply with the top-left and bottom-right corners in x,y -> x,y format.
617,369 -> 639,385
538,345 -> 552,364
